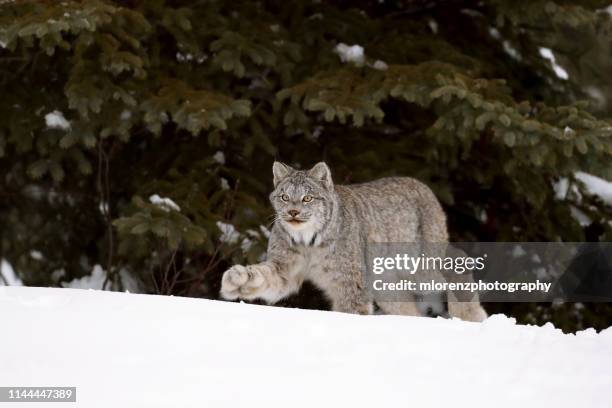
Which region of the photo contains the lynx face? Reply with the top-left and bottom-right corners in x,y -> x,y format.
270,162 -> 336,244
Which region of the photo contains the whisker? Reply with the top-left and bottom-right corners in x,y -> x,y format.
267,214 -> 280,228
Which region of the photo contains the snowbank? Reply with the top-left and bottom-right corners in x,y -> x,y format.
0,287 -> 611,408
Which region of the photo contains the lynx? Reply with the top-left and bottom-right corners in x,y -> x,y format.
220,161 -> 487,321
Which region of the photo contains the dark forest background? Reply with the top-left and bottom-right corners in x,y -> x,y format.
1,0 -> 612,332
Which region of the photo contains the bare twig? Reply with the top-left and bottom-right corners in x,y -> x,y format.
150,255 -> 160,294
185,180 -> 241,296
98,140 -> 117,291
152,237 -> 182,295
168,249 -> 182,293
162,247 -> 178,294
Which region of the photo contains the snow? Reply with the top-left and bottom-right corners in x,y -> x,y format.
240,237 -> 253,251
149,194 -> 181,212
120,110 -> 132,120
575,171 -> 612,205
216,221 -> 240,244
98,201 -> 109,214
239,229 -> 267,253
428,19 -> 438,34
539,48 -> 569,80
0,286 -> 611,407
372,59 -> 388,70
489,27 -> 501,40
311,125 -> 323,140
220,177 -> 230,190
553,171 -> 611,225
489,27 -> 521,60
554,177 -> 571,200
553,172 -> 612,205
501,40 -> 520,60
512,245 -> 527,257
61,265 -> 106,290
0,259 -> 22,286
176,52 -> 194,62
61,265 -> 141,292
44,110 -> 71,130
29,250 -> 44,261
334,43 -> 365,65
571,205 -> 591,226
176,52 -> 207,64
213,150 -> 225,164
584,85 -> 607,108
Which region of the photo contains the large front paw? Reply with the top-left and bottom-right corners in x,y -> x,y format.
220,265 -> 266,300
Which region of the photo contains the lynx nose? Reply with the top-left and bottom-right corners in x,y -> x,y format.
287,209 -> 300,218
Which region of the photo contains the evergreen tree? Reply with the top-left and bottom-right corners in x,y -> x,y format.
1,0 -> 611,332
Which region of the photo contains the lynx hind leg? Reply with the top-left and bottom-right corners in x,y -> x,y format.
447,299 -> 488,322
377,299 -> 422,317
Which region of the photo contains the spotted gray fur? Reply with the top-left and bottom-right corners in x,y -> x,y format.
220,162 -> 487,321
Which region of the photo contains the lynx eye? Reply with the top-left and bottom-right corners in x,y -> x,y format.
281,194 -> 290,202
302,195 -> 313,203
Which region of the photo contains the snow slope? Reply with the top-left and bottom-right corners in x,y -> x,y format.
1,287 -> 611,408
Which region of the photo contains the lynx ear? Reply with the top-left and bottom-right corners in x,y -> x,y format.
308,162 -> 333,190
272,161 -> 294,187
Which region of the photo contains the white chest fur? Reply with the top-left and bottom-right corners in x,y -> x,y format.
289,244 -> 330,284
285,221 -> 322,246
